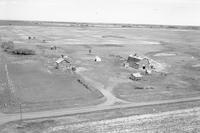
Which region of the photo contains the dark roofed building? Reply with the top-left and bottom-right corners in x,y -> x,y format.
127,55 -> 150,70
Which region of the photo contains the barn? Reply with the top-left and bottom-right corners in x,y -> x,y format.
127,55 -> 150,70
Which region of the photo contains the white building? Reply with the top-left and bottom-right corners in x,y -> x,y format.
94,56 -> 102,62
129,72 -> 142,81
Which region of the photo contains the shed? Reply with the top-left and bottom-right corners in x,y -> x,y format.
95,56 -> 101,62
129,72 -> 142,81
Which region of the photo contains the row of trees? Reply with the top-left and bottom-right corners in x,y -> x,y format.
1,41 -> 36,55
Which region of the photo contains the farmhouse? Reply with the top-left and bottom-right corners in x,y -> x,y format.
56,55 -> 71,69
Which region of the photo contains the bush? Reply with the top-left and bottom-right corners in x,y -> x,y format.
1,41 -> 15,52
135,86 -> 144,89
12,48 -> 36,55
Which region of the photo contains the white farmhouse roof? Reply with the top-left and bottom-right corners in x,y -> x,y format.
56,58 -> 64,64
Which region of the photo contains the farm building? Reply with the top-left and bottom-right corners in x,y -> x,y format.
94,56 -> 102,62
129,72 -> 142,81
56,55 -> 71,69
56,58 -> 64,64
127,54 -> 150,70
50,45 -> 57,50
63,55 -> 71,63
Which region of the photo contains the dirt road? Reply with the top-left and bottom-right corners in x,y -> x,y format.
2,95 -> 200,125
81,76 -> 129,106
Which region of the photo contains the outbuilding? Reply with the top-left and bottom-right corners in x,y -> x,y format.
129,72 -> 142,81
94,56 -> 102,62
55,55 -> 71,69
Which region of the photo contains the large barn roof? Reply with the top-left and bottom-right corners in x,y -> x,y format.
128,55 -> 143,62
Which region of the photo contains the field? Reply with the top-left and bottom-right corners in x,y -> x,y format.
0,25 -> 108,113
0,21 -> 200,132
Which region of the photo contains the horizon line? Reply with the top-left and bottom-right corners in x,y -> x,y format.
1,19 -> 200,27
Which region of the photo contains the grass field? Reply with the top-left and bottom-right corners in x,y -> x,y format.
0,21 -> 200,115
0,52 -> 104,113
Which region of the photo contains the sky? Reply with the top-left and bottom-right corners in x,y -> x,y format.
0,0 -> 200,26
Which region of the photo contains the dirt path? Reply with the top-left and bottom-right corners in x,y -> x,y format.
5,64 -> 15,94
82,76 -> 129,107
